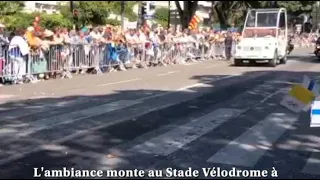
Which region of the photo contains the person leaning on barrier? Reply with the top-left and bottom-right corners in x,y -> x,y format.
0,23 -> 9,61
25,27 -> 40,50
8,28 -> 30,84
224,31 -> 233,61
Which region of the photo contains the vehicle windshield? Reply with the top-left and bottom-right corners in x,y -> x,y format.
243,9 -> 281,38
245,10 -> 278,28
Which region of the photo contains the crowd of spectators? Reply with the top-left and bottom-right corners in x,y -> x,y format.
0,22 -> 315,86
0,23 -> 242,85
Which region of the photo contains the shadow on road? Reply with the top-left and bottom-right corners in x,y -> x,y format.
0,69 -> 320,178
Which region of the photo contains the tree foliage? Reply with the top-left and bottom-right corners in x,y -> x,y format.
108,2 -> 138,22
172,1 -> 315,29
274,1 -> 314,16
40,13 -> 73,30
59,1 -> 136,27
59,1 -> 112,27
154,7 -> 169,27
105,19 -> 121,26
0,1 -> 24,16
0,12 -> 73,31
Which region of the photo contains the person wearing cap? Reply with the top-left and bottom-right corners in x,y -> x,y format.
25,26 -> 40,49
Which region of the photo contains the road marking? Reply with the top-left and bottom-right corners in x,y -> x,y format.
1,100 -> 141,137
137,75 -> 235,101
301,149 -> 320,175
157,71 -> 179,77
204,64 -> 220,69
207,111 -> 298,167
96,78 -> 142,87
184,62 -> 200,66
58,78 -> 143,93
130,108 -> 245,156
0,94 -> 18,100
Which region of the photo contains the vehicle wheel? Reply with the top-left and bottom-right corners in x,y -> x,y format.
280,54 -> 287,64
234,59 -> 242,66
269,51 -> 278,67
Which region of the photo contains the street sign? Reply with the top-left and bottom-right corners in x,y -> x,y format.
143,14 -> 154,19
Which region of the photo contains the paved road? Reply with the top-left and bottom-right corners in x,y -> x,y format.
0,48 -> 320,179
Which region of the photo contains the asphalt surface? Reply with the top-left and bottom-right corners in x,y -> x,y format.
1,48 -> 320,179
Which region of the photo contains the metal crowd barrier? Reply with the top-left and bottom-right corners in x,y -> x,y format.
0,41 -> 229,85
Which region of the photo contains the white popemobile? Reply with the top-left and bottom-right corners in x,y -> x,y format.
234,8 -> 288,67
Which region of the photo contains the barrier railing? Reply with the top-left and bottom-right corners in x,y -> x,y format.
0,41 -> 230,85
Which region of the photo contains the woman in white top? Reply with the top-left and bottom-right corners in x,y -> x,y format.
8,28 -> 29,83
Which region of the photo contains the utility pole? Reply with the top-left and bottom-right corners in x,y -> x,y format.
121,1 -> 125,32
70,1 -> 77,30
313,1 -> 320,34
167,1 -> 171,28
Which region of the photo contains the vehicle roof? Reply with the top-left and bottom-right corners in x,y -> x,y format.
249,8 -> 285,13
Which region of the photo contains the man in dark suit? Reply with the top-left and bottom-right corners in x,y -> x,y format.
224,31 -> 233,60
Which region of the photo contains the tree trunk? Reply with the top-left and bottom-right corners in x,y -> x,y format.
214,5 -> 229,29
175,1 -> 198,29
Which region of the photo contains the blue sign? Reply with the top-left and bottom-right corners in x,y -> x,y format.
144,14 -> 154,19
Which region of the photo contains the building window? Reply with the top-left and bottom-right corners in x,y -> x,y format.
35,3 -> 57,13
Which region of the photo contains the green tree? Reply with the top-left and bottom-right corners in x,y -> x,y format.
213,1 -> 240,28
274,1 -> 314,16
0,1 -> 24,16
154,7 -> 169,27
175,1 -> 198,29
59,1 -> 112,27
40,13 -> 72,29
244,1 -> 315,16
0,12 -> 33,31
104,19 -> 121,26
213,1 -> 315,28
108,2 -> 138,22
0,12 -> 73,31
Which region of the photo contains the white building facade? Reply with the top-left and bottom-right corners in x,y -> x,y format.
23,1 -> 63,14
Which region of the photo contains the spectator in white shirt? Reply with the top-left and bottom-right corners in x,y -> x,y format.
138,29 -> 147,43
90,27 -> 102,42
125,29 -> 136,44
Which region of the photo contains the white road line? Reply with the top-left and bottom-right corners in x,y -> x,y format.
0,94 -> 19,102
130,108 -> 245,156
204,64 -> 220,69
96,78 -> 142,87
156,71 -> 179,77
137,75 -> 235,101
184,62 -> 200,66
13,100 -> 141,137
301,148 -> 320,175
207,111 -> 298,167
